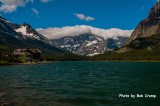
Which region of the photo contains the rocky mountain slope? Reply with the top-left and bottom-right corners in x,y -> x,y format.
117,1 -> 160,53
52,33 -> 128,56
127,1 -> 160,44
0,16 -> 65,54
91,0 -> 160,61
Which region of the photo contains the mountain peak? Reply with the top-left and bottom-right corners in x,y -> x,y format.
117,1 -> 160,53
0,16 -> 63,54
22,23 -> 32,28
148,1 -> 160,18
127,1 -> 160,44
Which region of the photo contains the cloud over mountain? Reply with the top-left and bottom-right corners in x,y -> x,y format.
36,25 -> 133,39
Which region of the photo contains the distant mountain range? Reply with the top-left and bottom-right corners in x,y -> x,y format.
1,1 -> 160,61
1,0 -> 160,57
0,15 -> 129,56
51,33 -> 128,56
90,1 -> 160,61
2,0 -> 159,56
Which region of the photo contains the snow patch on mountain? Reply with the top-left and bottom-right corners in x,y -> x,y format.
88,52 -> 100,56
15,25 -> 42,41
86,40 -> 98,47
73,44 -> 80,48
15,26 -> 27,35
0,18 -> 10,23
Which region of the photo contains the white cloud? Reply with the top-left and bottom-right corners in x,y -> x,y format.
40,0 -> 52,3
32,8 -> 39,15
36,25 -> 133,40
74,13 -> 95,21
0,0 -> 52,13
0,0 -> 25,13
0,0 -> 33,13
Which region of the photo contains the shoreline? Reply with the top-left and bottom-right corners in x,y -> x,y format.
0,61 -> 53,66
11,61 -> 55,66
0,60 -> 160,66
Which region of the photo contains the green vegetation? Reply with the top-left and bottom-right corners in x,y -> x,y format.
0,44 -> 88,65
0,45 -> 35,64
1,35 -> 160,65
42,53 -> 88,61
90,49 -> 160,61
0,45 -> 12,65
127,35 -> 160,50
90,37 -> 160,62
14,53 -> 31,63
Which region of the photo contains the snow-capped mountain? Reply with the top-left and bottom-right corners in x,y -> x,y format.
51,33 -> 128,56
0,16 -> 65,54
0,15 -> 129,56
52,33 -> 106,56
0,16 -> 51,44
37,25 -> 131,56
15,23 -> 52,45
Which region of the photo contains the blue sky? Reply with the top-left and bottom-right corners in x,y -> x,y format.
0,0 -> 158,30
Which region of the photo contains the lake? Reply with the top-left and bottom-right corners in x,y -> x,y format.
0,62 -> 160,106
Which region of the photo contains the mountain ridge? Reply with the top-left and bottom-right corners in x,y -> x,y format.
0,16 -> 65,55
127,1 -> 160,44
51,33 -> 128,56
116,1 -> 160,53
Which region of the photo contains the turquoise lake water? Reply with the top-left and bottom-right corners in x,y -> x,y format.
0,62 -> 160,106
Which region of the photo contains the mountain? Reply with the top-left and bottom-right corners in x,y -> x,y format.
117,1 -> 160,52
127,1 -> 160,43
51,33 -> 128,56
88,1 -> 160,61
51,33 -> 106,56
106,36 -> 128,50
0,15 -> 129,56
0,16 -> 26,48
15,23 -> 52,45
0,16 -> 21,29
0,16 -> 65,54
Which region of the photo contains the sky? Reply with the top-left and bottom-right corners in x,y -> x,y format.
0,0 -> 158,39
